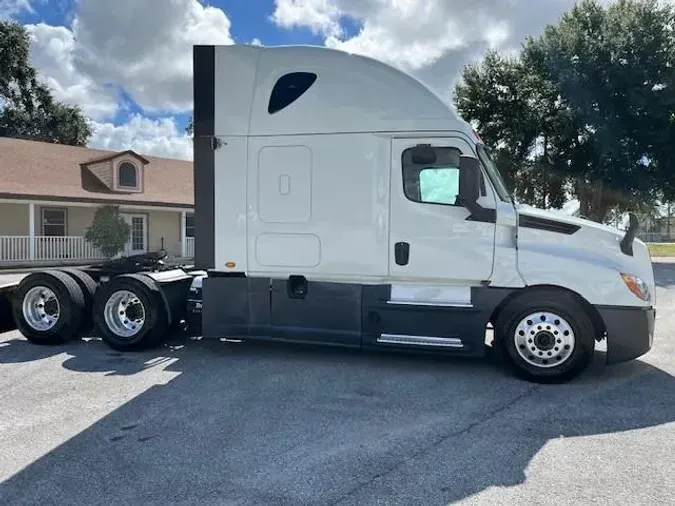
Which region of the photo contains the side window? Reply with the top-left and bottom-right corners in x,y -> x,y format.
419,167 -> 460,205
268,72 -> 318,114
402,146 -> 462,206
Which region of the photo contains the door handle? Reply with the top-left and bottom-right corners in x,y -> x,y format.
395,242 -> 410,266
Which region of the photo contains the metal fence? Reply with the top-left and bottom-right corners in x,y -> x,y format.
638,232 -> 675,243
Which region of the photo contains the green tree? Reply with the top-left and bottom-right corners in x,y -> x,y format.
0,21 -> 91,146
185,116 -> 193,136
454,0 -> 675,223
454,51 -> 570,209
85,206 -> 131,259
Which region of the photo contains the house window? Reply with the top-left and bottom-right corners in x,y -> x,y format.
185,214 -> 195,238
41,208 -> 67,237
268,72 -> 318,114
118,161 -> 138,188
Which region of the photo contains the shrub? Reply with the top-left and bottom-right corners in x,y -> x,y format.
85,205 -> 130,258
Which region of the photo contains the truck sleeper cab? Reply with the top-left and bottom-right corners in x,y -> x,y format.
2,44 -> 655,385
191,44 -> 655,384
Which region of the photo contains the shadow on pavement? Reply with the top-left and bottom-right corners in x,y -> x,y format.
0,333 -> 187,376
0,330 -> 673,505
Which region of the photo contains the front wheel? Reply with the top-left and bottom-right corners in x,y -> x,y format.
494,289 -> 596,384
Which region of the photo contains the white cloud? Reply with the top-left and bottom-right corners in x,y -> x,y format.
16,0 -> 234,117
71,0 -> 233,113
25,23 -> 119,120
90,114 -> 193,161
0,0 -> 32,19
270,0 -> 611,101
14,1 -> 234,159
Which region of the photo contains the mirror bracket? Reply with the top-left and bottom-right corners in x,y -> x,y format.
462,200 -> 496,223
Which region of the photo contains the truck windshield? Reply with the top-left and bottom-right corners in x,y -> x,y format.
476,144 -> 512,203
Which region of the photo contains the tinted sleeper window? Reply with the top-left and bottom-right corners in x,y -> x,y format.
268,72 -> 318,114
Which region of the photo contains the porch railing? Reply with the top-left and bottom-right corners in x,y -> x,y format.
1,236 -> 196,263
0,236 -> 107,263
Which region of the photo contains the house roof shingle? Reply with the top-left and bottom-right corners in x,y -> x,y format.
0,137 -> 193,207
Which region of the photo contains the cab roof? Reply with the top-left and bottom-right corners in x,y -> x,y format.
209,44 -> 475,138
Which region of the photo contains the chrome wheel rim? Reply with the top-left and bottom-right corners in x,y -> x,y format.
22,286 -> 60,331
104,290 -> 146,339
514,311 -> 575,368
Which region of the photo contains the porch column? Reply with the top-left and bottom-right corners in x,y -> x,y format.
180,210 -> 187,258
28,203 -> 35,261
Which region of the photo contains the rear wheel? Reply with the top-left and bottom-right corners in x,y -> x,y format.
11,270 -> 85,345
92,275 -> 169,351
494,289 -> 595,383
59,268 -> 98,333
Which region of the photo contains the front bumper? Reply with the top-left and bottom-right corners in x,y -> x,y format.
597,305 -> 655,364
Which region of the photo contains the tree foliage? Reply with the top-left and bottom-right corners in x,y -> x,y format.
454,51 -> 570,210
454,0 -> 675,222
85,206 -> 131,259
0,21 -> 91,146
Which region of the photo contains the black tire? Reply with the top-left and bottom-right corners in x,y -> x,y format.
59,268 -> 98,334
92,274 -> 169,351
11,270 -> 85,345
494,288 -> 595,384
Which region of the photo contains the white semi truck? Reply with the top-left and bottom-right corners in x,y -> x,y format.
0,44 -> 655,383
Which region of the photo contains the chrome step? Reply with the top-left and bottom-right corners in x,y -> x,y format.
377,334 -> 464,348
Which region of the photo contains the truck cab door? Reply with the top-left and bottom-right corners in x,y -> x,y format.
361,138 -> 499,355
389,137 -> 497,288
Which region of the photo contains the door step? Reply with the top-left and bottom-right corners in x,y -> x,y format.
377,333 -> 464,348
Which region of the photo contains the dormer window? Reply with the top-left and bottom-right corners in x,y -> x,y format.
118,161 -> 138,189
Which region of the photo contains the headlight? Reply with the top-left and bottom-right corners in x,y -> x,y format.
620,273 -> 651,302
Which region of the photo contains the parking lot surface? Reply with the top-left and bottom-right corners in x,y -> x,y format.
1,263 -> 674,505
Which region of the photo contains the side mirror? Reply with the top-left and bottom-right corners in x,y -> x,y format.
459,155 -> 480,204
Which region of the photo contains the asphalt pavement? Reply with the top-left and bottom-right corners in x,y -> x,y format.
0,263 -> 674,505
